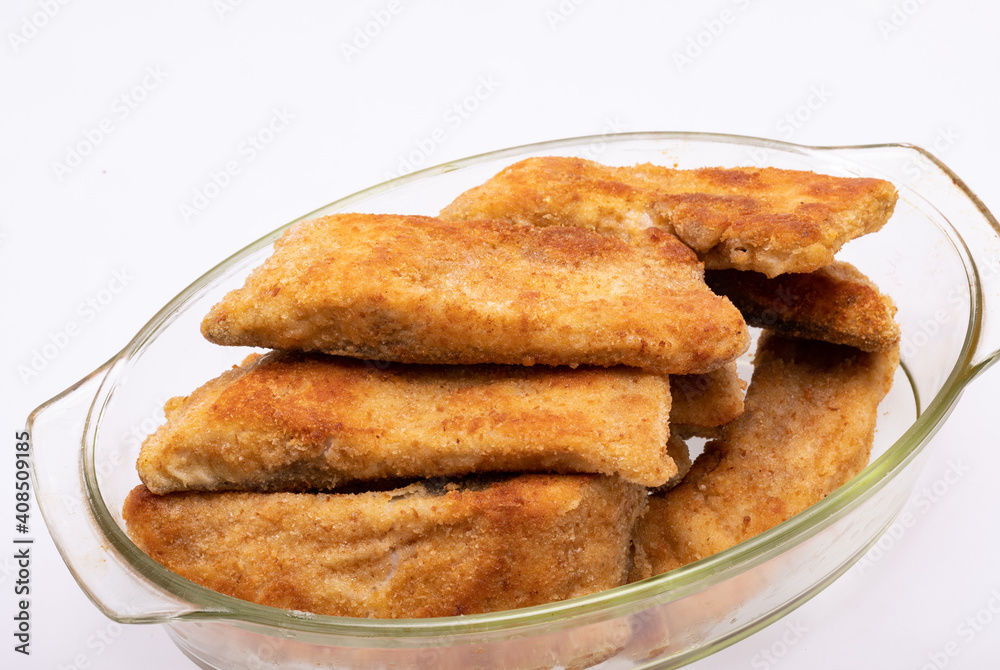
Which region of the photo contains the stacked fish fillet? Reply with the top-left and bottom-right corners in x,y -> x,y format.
123,156 -> 901,622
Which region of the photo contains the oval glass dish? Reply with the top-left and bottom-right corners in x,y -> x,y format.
29,132 -> 1000,670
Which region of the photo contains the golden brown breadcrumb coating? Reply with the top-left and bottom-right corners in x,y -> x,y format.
201,213 -> 748,374
137,351 -> 677,493
123,474 -> 647,618
654,433 -> 693,493
704,261 -> 900,353
440,156 -> 898,277
669,362 -> 746,438
630,333 -> 899,579
121,153 -> 907,629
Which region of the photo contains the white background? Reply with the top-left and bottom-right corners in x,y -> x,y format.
3,1 -> 1000,668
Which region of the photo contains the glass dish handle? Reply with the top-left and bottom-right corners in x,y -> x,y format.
833,143 -> 1000,381
27,363 -> 205,623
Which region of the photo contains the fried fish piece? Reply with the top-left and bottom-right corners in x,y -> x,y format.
655,433 -> 693,493
122,474 -> 647,618
630,333 -> 899,579
137,351 -> 678,493
669,362 -> 746,438
440,156 -> 898,277
704,261 -> 900,353
201,213 -> 748,374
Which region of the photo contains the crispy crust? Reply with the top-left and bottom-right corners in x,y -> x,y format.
651,433 -> 693,494
137,351 -> 677,493
630,333 -> 899,579
122,474 -> 648,618
201,213 -> 748,374
669,362 -> 746,438
704,262 -> 900,353
441,156 -> 661,238
440,156 -> 898,277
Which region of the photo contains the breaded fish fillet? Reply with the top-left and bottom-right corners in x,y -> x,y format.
439,156 -> 898,277
122,474 -> 647,618
704,261 -> 900,353
630,333 -> 899,579
669,362 -> 746,438
656,433 -> 693,493
201,213 -> 748,374
137,351 -> 677,493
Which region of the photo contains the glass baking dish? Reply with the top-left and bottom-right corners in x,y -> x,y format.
28,132 -> 1000,669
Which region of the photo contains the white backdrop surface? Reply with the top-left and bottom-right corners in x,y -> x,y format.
3,1 -> 999,668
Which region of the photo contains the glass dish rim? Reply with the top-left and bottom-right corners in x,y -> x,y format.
68,131 -> 986,636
